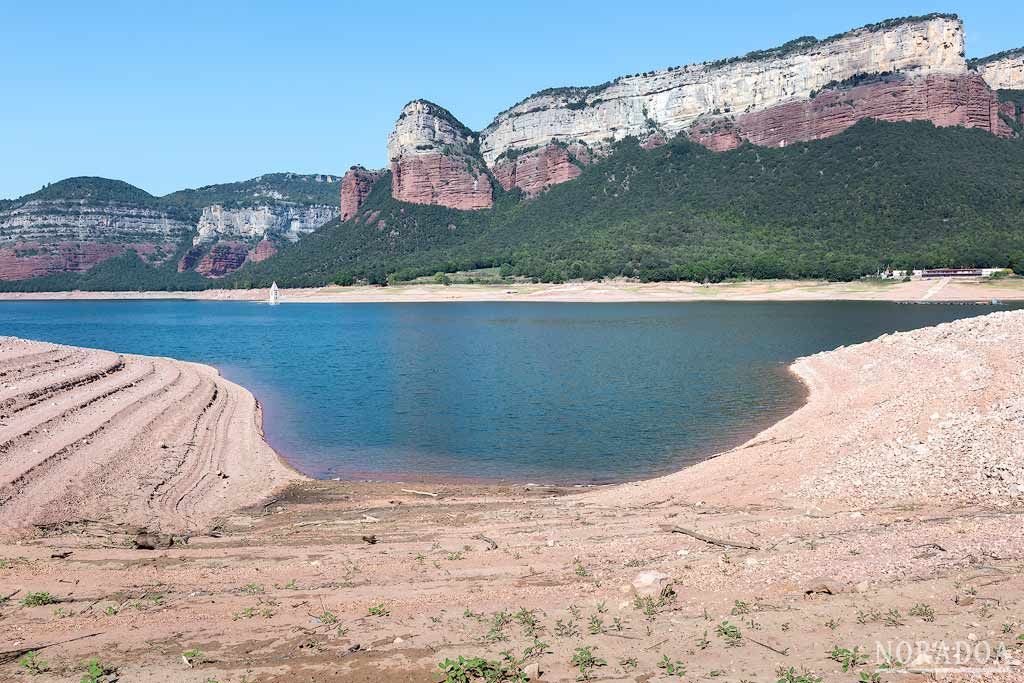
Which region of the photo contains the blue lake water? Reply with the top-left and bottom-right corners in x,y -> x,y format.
0,300 -> 1016,483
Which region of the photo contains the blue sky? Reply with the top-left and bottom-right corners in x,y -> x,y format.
1,1 -> 1020,199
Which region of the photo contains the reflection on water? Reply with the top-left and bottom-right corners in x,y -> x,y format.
1,300 -> 1016,483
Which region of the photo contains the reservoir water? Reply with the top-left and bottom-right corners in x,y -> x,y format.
0,300 -> 1015,483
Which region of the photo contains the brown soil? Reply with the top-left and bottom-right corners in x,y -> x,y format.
2,313 -> 1024,681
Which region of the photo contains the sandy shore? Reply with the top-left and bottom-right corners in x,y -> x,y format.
2,276 -> 1024,304
2,315 -> 1023,681
0,337 -> 301,534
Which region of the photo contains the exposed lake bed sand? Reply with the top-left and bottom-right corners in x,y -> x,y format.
3,275 -> 1024,304
2,313 -> 1024,681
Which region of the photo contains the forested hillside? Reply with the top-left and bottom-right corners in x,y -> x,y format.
4,120 -> 1024,291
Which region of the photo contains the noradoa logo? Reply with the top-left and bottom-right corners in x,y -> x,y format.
875,638 -> 1020,674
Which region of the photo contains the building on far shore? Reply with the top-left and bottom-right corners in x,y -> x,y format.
880,268 -> 1007,280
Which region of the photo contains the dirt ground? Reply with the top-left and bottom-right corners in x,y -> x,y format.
2,313 -> 1024,681
3,275 -> 1024,305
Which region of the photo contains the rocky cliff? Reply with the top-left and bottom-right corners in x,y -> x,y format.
971,48 -> 1024,90
478,14 -> 966,164
193,203 -> 338,245
491,142 -> 593,196
690,71 -> 1012,150
0,179 -> 192,280
379,14 -> 1024,208
340,166 -> 385,220
387,100 -> 493,210
0,174 -> 339,281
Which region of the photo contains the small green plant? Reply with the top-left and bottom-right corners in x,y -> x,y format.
19,650 -> 49,674
696,629 -> 711,649
587,615 -> 604,635
571,646 -> 607,681
859,672 -> 882,683
368,603 -> 390,617
437,655 -> 520,683
53,606 -> 74,618
446,551 -> 464,561
182,648 -> 205,666
909,603 -> 935,622
619,656 -> 638,671
883,608 -> 904,627
828,645 -> 868,672
658,654 -> 687,677
731,599 -> 751,615
80,658 -> 117,683
856,607 -> 881,624
574,562 -> 589,577
716,620 -> 743,647
20,591 -> 57,607
824,617 -> 840,630
241,583 -> 264,595
775,666 -> 823,683
104,603 -> 120,616
284,579 -> 298,589
316,610 -> 339,625
554,618 -> 579,638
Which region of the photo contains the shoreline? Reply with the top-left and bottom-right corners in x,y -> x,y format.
2,314 -> 1023,681
2,275 -> 1024,304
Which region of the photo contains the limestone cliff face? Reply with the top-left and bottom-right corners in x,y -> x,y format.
478,15 -> 966,164
382,15 -> 1013,205
690,72 -> 1013,150
0,198 -> 190,280
193,203 -> 338,245
340,166 -> 384,221
387,100 -> 492,209
0,199 -> 191,244
972,49 -> 1024,90
492,143 -> 593,196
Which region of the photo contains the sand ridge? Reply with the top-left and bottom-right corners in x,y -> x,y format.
0,336 -> 302,534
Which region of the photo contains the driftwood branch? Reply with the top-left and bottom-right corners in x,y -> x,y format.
659,524 -> 760,551
0,632 -> 103,665
747,635 -> 790,656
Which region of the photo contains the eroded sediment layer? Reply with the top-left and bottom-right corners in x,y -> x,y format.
0,337 -> 302,533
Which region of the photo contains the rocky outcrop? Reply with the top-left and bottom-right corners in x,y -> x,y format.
0,195 -> 189,280
0,242 -> 165,281
340,166 -> 384,221
184,238 -> 277,277
339,165 -> 385,219
247,238 -> 277,264
0,199 -> 192,245
690,72 -> 1013,150
195,242 -> 250,278
387,100 -> 492,209
193,204 -> 338,245
971,49 -> 1024,90
478,15 -> 966,164
492,143 -> 592,196
381,15 -> 1019,204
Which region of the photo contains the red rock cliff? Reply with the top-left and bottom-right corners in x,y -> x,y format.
195,242 -> 250,278
0,242 -> 166,281
690,72 -> 1013,151
340,166 -> 384,221
492,143 -> 592,196
387,100 -> 492,210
